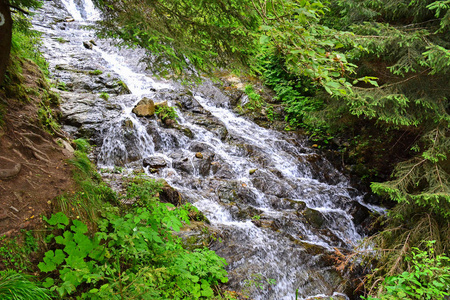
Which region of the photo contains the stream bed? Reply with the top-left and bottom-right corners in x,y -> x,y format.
32,1 -> 377,299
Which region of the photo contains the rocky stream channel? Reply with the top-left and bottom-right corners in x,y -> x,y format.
32,1 -> 381,299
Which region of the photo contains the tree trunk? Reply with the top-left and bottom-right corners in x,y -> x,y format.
0,0 -> 12,84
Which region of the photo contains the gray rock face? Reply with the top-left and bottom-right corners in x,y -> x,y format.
143,156 -> 167,169
170,151 -> 194,174
193,151 -> 215,176
60,91 -> 122,127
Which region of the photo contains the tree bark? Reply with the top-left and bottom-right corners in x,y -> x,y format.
0,0 -> 12,84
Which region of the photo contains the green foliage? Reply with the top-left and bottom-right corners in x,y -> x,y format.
56,81 -> 68,91
93,0 -> 260,77
365,241 -> 450,300
0,231 -> 39,272
39,177 -> 228,299
92,0 -> 361,94
59,150 -> 117,221
55,37 -> 68,43
73,138 -> 92,153
0,270 -> 52,300
9,13 -> 48,77
37,102 -> 60,135
243,85 -> 263,110
156,105 -> 178,122
371,126 -> 450,219
88,70 -> 103,75
0,104 -> 5,128
99,92 -> 109,100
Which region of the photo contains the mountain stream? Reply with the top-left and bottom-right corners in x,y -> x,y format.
32,1 -> 378,299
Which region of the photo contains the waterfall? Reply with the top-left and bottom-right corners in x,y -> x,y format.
32,1 -> 380,298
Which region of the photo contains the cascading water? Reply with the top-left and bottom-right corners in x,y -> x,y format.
32,1 -> 379,299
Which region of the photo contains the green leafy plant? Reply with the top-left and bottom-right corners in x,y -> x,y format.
365,241 -> 450,300
244,85 -> 263,110
99,92 -> 110,100
0,231 -> 39,271
39,176 -> 228,299
156,105 -> 178,122
37,102 -> 60,135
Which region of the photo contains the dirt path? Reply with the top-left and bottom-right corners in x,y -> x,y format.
0,60 -> 76,237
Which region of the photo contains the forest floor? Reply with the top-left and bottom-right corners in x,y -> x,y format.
0,60 -> 76,238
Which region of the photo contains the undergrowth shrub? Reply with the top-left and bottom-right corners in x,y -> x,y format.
39,177 -> 229,299
156,105 -> 178,122
365,241 -> 450,300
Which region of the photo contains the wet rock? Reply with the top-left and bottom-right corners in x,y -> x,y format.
171,151 -> 194,174
164,118 -> 176,127
172,125 -> 194,138
176,91 -> 206,113
270,198 -> 307,211
60,91 -> 121,127
176,222 -> 215,251
249,168 -> 257,175
143,156 -> 167,169
193,151 -> 215,176
191,115 -> 228,140
217,181 -> 259,205
304,154 -> 344,185
303,208 -> 325,228
159,181 -> 185,206
83,41 -> 93,49
213,164 -> 234,179
210,161 -> 221,173
347,201 -> 373,231
189,142 -> 212,153
251,171 -> 289,197
235,206 -> 263,221
132,97 -> 155,117
123,119 -> 134,128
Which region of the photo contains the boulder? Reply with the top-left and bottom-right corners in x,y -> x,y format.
193,151 -> 215,176
171,151 -> 194,174
132,97 -> 155,117
303,208 -> 325,228
143,156 -> 167,169
159,182 -> 185,206
83,41 -> 93,49
0,160 -> 21,180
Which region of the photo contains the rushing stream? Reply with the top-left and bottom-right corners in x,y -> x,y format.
32,1 -> 378,299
